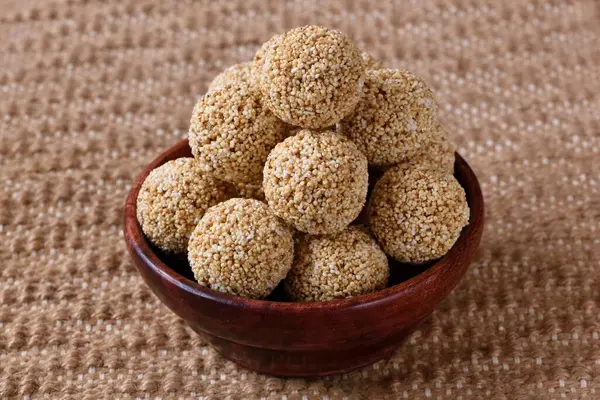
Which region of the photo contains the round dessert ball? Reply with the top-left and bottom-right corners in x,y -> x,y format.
368,165 -> 470,264
285,227 -> 389,302
207,62 -> 253,92
259,25 -> 365,129
263,129 -> 368,234
188,198 -> 294,299
232,180 -> 265,201
189,81 -> 287,183
361,51 -> 383,70
339,69 -> 439,168
136,158 -> 234,255
410,122 -> 456,173
253,34 -> 282,84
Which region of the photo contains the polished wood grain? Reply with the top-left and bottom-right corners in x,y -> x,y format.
123,139 -> 485,377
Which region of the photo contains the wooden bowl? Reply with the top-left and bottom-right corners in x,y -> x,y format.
123,139 -> 484,377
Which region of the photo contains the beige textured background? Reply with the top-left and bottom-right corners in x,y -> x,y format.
1,0 -> 599,399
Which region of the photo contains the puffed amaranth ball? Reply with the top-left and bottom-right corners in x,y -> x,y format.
339,69 -> 439,167
189,81 -> 287,183
263,130 -> 368,234
361,51 -> 384,70
136,158 -> 234,255
207,62 -> 253,92
285,227 -> 389,302
410,122 -> 456,173
259,25 -> 365,129
369,165 -> 470,264
188,198 -> 294,299
232,180 -> 265,201
253,34 -> 282,84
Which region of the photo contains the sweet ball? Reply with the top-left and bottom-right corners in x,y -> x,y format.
188,81 -> 287,184
368,164 -> 470,264
207,61 -> 253,92
263,129 -> 368,234
258,25 -> 365,129
339,69 -> 439,168
285,227 -> 389,302
136,158 -> 234,255
410,122 -> 456,173
187,198 -> 294,299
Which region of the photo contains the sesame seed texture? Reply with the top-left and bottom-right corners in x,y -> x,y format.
410,122 -> 456,173
285,226 -> 389,302
136,158 -> 234,255
207,62 -> 253,92
188,198 -> 294,299
339,69 -> 439,167
263,129 -> 368,234
259,25 -> 365,128
189,81 -> 287,183
361,51 -> 384,70
232,180 -> 265,201
369,164 -> 469,263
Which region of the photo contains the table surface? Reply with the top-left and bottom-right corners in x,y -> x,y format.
1,0 -> 599,399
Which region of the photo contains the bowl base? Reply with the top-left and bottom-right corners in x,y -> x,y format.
189,324 -> 420,377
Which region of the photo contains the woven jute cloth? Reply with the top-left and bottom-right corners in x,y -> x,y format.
1,1 -> 599,399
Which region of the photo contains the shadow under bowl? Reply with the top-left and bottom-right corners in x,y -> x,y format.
123,139 -> 484,377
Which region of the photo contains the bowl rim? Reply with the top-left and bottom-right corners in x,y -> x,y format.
124,139 -> 484,313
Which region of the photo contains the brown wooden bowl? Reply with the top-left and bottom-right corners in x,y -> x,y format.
123,139 -> 484,377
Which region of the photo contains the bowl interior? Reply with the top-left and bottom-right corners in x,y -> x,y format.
125,139 -> 484,309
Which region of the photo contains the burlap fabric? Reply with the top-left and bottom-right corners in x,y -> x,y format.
1,1 -> 599,399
